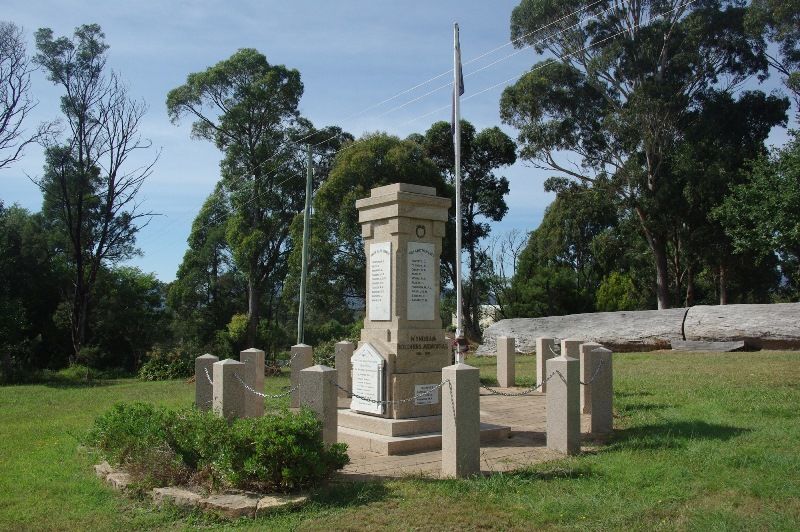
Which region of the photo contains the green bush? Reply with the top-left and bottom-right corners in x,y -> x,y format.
53,363 -> 101,382
85,402 -> 349,492
595,271 -> 640,312
138,346 -> 195,381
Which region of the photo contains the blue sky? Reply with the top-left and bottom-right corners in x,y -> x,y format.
0,0 -> 794,282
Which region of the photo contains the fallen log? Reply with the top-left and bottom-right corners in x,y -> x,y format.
477,303 -> 800,355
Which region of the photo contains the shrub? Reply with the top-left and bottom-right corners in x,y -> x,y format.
54,363 -> 101,382
86,402 -> 190,488
85,402 -> 349,493
138,345 -> 195,381
596,271 -> 640,312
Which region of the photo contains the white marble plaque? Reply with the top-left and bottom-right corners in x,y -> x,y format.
350,343 -> 385,415
414,383 -> 439,406
407,242 -> 435,321
369,242 -> 391,321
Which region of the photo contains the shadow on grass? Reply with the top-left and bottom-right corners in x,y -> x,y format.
608,420 -> 748,451
311,481 -> 390,509
42,378 -> 116,389
617,402 -> 672,413
498,464 -> 594,481
616,391 -> 654,399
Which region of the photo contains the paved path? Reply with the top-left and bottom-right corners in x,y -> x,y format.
336,389 -> 592,481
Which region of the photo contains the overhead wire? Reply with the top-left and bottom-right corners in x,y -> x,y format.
148,0 -> 694,255
144,1 -> 612,249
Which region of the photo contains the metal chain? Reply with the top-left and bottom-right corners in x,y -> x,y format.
579,359 -> 606,386
330,379 -> 449,406
234,373 -> 298,399
204,367 -> 213,385
479,370 -> 557,397
548,345 -> 561,358
445,380 -> 456,421
547,344 -> 607,385
267,351 -> 298,369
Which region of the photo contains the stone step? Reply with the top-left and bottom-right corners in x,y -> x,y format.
338,422 -> 510,456
338,409 -> 441,437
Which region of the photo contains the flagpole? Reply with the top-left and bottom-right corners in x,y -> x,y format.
453,22 -> 464,364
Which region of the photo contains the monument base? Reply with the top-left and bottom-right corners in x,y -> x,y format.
338,408 -> 510,455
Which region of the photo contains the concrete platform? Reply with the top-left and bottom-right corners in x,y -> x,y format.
338,422 -> 510,455
336,388 -> 596,480
338,409 -> 442,436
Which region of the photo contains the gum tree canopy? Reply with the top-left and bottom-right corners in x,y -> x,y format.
500,0 -> 773,309
167,49 -> 310,346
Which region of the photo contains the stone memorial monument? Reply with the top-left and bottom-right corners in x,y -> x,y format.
338,183 -> 509,454
351,183 -> 451,419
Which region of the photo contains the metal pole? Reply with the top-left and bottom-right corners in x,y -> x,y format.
453,22 -> 464,364
297,144 -> 313,344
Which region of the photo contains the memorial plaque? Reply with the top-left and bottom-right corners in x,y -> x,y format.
350,343 -> 385,415
414,383 -> 439,406
407,242 -> 435,321
369,242 -> 391,321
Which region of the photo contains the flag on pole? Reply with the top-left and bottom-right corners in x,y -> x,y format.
453,22 -> 466,364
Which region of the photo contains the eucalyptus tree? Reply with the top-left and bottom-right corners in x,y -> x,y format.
34,24 -> 156,361
298,133 -> 449,322
0,21 -> 44,169
500,0 -> 771,308
168,186 -> 245,347
715,134 -> 800,300
747,0 -> 800,108
414,120 -> 516,339
168,48 -> 317,346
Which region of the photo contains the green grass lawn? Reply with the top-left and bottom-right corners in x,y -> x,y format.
1,351 -> 799,530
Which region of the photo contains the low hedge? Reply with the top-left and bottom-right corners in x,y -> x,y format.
85,402 -> 349,492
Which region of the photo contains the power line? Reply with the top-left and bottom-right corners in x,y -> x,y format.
148,0 -> 695,260
399,0 -> 699,127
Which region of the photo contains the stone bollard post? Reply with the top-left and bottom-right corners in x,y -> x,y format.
561,338 -> 583,358
441,363 -> 480,478
535,337 -> 555,393
290,344 -> 313,408
334,341 -> 355,398
546,351 -> 580,455
195,354 -> 218,411
299,365 -> 338,446
588,347 -> 614,435
578,342 -> 602,414
212,359 -> 247,421
496,336 -> 516,387
239,348 -> 265,418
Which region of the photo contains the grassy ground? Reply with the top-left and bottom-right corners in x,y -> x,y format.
1,351 -> 799,531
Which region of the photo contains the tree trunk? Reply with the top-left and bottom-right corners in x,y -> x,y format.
685,266 -> 695,307
719,264 -> 728,305
246,278 -> 260,348
653,236 -> 670,310
635,207 -> 670,310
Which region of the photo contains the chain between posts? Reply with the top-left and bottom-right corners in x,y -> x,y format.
579,358 -> 606,386
204,367 -> 213,385
266,350 -> 298,369
330,379 -> 450,407
264,351 -> 336,370
547,345 -> 607,385
234,373 -> 298,399
480,370 -> 558,397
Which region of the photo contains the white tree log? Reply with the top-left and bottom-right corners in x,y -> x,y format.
477,303 -> 800,355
